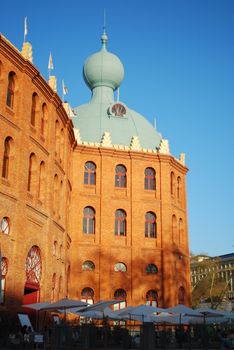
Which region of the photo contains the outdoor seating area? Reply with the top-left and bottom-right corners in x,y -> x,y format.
2,300 -> 234,349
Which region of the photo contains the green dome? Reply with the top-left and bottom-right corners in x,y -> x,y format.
83,32 -> 124,91
73,32 -> 162,150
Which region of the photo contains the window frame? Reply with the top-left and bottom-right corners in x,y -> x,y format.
145,212 -> 156,238
144,167 -> 156,190
115,209 -> 126,236
83,207 -> 95,234
115,164 -> 127,188
84,162 -> 96,185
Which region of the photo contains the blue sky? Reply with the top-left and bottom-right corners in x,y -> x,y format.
1,0 -> 233,256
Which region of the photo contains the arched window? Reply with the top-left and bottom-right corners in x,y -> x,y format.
81,287 -> 94,304
177,176 -> 182,200
53,174 -> 59,216
60,128 -> 64,163
115,209 -> 126,236
31,93 -> 38,126
0,217 -> 10,235
178,218 -> 183,245
27,153 -> 36,192
1,257 -> 9,303
84,162 -> 96,185
144,168 -> 156,190
145,212 -> 157,238
146,290 -> 157,306
2,136 -> 13,179
114,262 -> 127,272
170,171 -> 175,196
53,241 -> 57,256
6,72 -> 15,108
83,207 -> 95,234
38,161 -> 45,201
55,120 -> 60,157
172,214 -> 177,242
178,286 -> 185,304
146,263 -> 158,274
25,246 -> 42,285
113,289 -> 127,310
41,103 -> 47,136
51,273 -> 56,302
115,165 -> 127,188
82,260 -> 95,271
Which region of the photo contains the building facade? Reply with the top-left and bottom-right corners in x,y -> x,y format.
0,31 -> 191,320
190,253 -> 234,308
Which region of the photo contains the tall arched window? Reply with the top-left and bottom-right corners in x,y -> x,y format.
51,273 -> 56,302
60,128 -> 64,163
38,161 -> 45,201
145,212 -> 157,238
41,103 -> 47,136
31,93 -> 38,126
1,257 -> 8,303
0,217 -> 10,235
27,153 -> 36,192
83,207 -> 95,234
115,209 -> 126,236
178,218 -> 183,245
178,286 -> 185,304
146,264 -> 158,274
172,214 -> 177,243
2,137 -> 13,179
146,290 -> 157,306
55,120 -> 60,157
84,162 -> 96,185
115,165 -> 127,188
53,241 -> 57,256
177,176 -> 182,200
6,72 -> 15,108
53,174 -> 59,216
25,246 -> 42,285
113,289 -> 127,310
144,168 -> 156,190
170,171 -> 175,196
81,287 -> 94,304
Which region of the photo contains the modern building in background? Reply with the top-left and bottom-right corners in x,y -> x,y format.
0,30 -> 191,322
190,253 -> 234,309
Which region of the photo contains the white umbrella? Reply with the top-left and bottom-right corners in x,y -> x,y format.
152,314 -> 191,325
77,300 -> 122,313
195,307 -> 225,324
116,304 -> 165,322
164,304 -> 202,324
40,298 -> 87,311
165,304 -> 202,316
22,302 -> 51,310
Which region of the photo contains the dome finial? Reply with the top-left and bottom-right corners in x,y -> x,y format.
101,9 -> 108,50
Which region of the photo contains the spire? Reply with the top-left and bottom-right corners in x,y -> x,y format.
21,17 -> 33,63
101,9 -> 108,50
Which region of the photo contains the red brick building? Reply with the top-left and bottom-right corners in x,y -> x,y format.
0,32 -> 191,320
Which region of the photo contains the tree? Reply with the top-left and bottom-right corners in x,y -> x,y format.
191,256 -> 228,308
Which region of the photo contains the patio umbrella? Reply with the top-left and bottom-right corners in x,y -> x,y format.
40,298 -> 88,311
116,304 -> 165,322
195,307 -> 225,324
77,299 -> 123,313
164,304 -> 202,324
21,302 -> 51,310
40,298 -> 88,321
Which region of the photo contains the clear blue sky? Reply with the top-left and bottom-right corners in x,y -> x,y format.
1,0 -> 234,256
